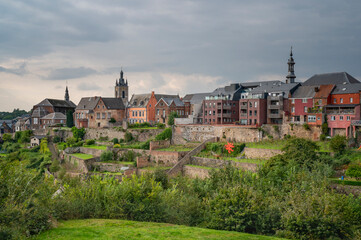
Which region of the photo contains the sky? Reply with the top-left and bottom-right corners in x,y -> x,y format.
1,0 -> 361,112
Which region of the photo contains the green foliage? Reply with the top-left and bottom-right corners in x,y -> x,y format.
302,123 -> 310,131
40,138 -> 50,154
85,139 -> 95,145
0,108 -> 28,120
124,132 -> 133,142
14,130 -> 32,143
100,151 -> 113,161
49,159 -> 60,173
167,111 -> 178,126
320,133 -> 327,141
329,135 -> 347,154
53,135 -> 61,143
273,125 -> 279,133
2,134 -> 12,142
203,142 -> 246,157
71,127 -> 86,140
322,114 -> 328,135
109,117 -> 116,123
346,163 -> 361,180
153,169 -> 169,189
112,138 -> 119,144
156,123 -> 166,129
120,150 -> 137,162
66,110 -> 74,128
155,128 -> 172,141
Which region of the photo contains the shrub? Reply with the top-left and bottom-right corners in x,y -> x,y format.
112,138 -> 119,144
320,134 -> 327,141
303,123 -> 310,131
2,133 -> 12,142
124,132 -> 133,142
330,135 -> 347,154
85,139 -> 95,145
53,135 -> 61,143
167,111 -> 179,126
113,144 -> 121,148
140,122 -> 151,128
100,151 -> 113,161
98,136 -> 108,141
109,118 -> 116,123
346,163 -> 361,180
155,128 -> 172,141
289,123 -> 294,131
157,123 -> 166,129
273,125 -> 280,133
71,127 -> 86,140
49,159 -> 61,172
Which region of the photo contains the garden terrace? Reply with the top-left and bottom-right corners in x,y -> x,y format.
71,153 -> 94,160
83,145 -> 107,150
246,139 -> 331,152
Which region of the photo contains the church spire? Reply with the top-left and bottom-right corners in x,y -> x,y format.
286,46 -> 296,84
65,85 -> 70,101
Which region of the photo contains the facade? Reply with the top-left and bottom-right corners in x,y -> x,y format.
0,121 -> 13,136
127,92 -> 178,124
114,70 -> 129,106
155,97 -> 185,124
182,93 -> 210,124
40,112 -> 66,128
31,87 -> 76,129
14,116 -> 31,132
30,135 -> 45,147
289,86 -> 316,124
203,84 -> 242,125
308,85 -> 335,126
75,97 -> 125,128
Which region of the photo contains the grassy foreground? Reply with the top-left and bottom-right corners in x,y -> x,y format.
35,219 -> 283,240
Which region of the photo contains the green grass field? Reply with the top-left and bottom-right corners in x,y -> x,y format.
246,139 -> 330,152
36,219 -> 283,240
185,164 -> 214,170
223,157 -> 266,165
330,178 -> 361,186
84,145 -> 108,150
140,166 -> 172,171
72,153 -> 94,160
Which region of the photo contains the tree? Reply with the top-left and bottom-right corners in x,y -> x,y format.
66,110 -> 74,128
329,135 -> 346,154
167,111 -> 179,126
71,127 -> 86,140
40,138 -> 50,154
346,163 -> 361,180
2,133 -> 12,142
322,114 -> 328,135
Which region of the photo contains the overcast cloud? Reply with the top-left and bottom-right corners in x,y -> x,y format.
0,0 -> 361,111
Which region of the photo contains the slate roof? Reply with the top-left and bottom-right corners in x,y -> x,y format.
41,112 -> 66,120
314,85 -> 335,98
183,93 -> 210,104
208,83 -> 243,100
102,98 -> 125,110
154,94 -> 179,102
331,83 -> 361,94
240,80 -> 283,89
291,86 -> 317,99
303,72 -> 360,86
76,97 -> 101,110
128,94 -> 152,108
31,107 -> 49,118
158,97 -> 184,107
35,98 -> 76,108
249,82 -> 300,98
31,135 -> 46,140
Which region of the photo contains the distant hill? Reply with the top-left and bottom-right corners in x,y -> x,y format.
0,109 -> 29,120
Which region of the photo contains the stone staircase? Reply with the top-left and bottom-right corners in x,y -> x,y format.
167,137 -> 218,176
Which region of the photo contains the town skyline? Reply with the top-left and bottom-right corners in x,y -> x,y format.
1,0 -> 361,111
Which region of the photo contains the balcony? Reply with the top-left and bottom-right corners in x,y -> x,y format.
268,96 -> 283,101
268,104 -> 282,110
240,113 -> 248,118
221,113 -> 232,118
269,113 -> 282,118
351,120 -> 361,126
219,105 -> 232,110
308,107 -> 323,113
240,104 -> 248,109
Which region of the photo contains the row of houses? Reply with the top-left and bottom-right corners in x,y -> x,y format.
7,49 -> 361,139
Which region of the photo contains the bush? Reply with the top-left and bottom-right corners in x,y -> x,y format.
109,118 -> 116,123
2,133 -> 12,142
157,123 -> 166,129
49,159 -> 61,173
124,132 -> 133,142
53,135 -> 61,143
330,135 -> 347,154
155,128 -> 172,141
112,138 -> 119,144
113,144 -> 121,148
303,123 -> 310,131
320,134 -> 327,141
273,125 -> 280,133
346,163 -> 361,180
167,111 -> 179,126
100,151 -> 113,162
71,127 -> 86,140
85,139 -> 95,145
140,122 -> 151,128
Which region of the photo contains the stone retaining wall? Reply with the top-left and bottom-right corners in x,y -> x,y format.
84,128 -> 163,142
191,157 -> 259,172
79,147 -> 105,157
63,154 -> 97,173
92,162 -> 134,172
244,147 -> 282,159
183,166 -> 210,179
149,140 -> 171,150
149,151 -> 188,167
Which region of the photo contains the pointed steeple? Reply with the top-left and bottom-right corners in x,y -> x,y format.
65,86 -> 70,101
286,46 -> 296,84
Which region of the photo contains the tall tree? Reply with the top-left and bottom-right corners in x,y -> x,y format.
66,110 -> 74,128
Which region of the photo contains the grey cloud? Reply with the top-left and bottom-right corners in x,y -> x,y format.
0,63 -> 27,75
45,67 -> 97,80
77,82 -> 101,91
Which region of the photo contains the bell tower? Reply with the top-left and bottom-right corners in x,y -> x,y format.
286,46 -> 296,84
115,69 -> 129,106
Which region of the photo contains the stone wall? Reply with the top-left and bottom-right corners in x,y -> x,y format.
79,147 -> 105,157
243,147 -> 282,160
149,151 -> 188,166
137,156 -> 151,168
63,154 -> 97,173
149,140 -> 171,150
191,157 -> 260,172
262,124 -> 322,141
92,162 -> 134,172
183,166 -> 210,179
84,128 -> 163,142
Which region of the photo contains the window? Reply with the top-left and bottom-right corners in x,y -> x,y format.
157,109 -> 159,115
291,99 -> 295,104
255,102 -> 258,108
249,110 -> 252,116
205,111 -> 207,116
340,116 -> 344,121
308,115 -> 316,122
209,110 -> 212,115
319,100 -> 322,105
34,118 -> 38,124
205,103 -> 207,108
304,107 -> 308,113
163,110 -> 165,117
249,119 -> 252,125
97,113 -> 100,119
347,116 -> 351,121
350,97 -> 353,103
132,111 -> 134,117
102,113 -> 105,119
249,102 -> 252,108
149,104 -> 151,108
254,119 -> 257,124
213,111 -> 215,116
108,113 -> 111,119
291,107 -> 295,113
340,98 -> 343,103
333,98 -> 336,103
103,106 -> 105,109
254,110 -> 257,116
60,120 -> 64,124
331,116 -> 335,121
302,98 -> 307,103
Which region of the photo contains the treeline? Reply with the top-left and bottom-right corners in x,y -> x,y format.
1,138 -> 361,239
0,109 -> 28,120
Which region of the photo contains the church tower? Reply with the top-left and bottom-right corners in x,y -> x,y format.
286,47 -> 296,84
65,86 -> 70,102
115,69 -> 129,106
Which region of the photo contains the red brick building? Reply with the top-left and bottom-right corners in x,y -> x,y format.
155,97 -> 185,124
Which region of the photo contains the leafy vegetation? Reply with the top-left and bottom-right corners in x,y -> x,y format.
72,153 -> 94,160
71,127 -> 86,141
155,128 -> 172,141
0,109 -> 28,120
83,145 -> 107,150
167,111 -> 178,126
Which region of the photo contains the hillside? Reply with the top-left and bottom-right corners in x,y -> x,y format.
36,219 -> 283,240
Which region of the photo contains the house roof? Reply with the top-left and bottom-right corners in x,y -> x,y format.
102,98 -> 125,110
324,104 -> 359,108
31,135 -> 46,140
249,82 -> 300,98
41,112 -> 66,120
35,98 -> 76,108
31,106 -> 49,118
303,72 -> 360,86
291,86 -> 317,98
158,97 -> 184,107
240,80 -> 283,89
76,97 -> 101,110
331,83 -> 361,94
183,93 -> 210,104
314,84 -> 335,98
128,94 -> 152,108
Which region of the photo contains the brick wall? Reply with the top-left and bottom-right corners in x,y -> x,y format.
137,156 -> 150,168
149,140 -> 171,150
